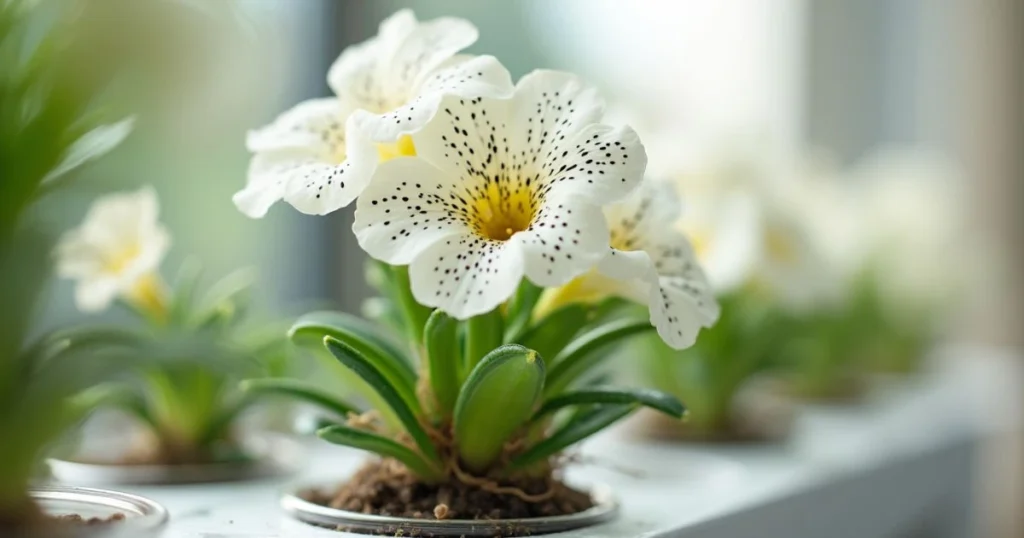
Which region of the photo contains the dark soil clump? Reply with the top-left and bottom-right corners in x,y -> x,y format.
304,459 -> 594,520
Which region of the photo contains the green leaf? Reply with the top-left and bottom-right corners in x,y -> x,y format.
504,279 -> 544,341
545,319 -> 655,396
453,344 -> 545,472
423,309 -> 459,418
390,265 -> 432,346
317,424 -> 442,481
324,336 -> 439,465
515,304 -> 588,361
168,256 -> 203,326
290,311 -> 418,414
39,116 -> 134,186
534,387 -> 684,420
464,307 -> 504,374
70,383 -> 156,431
510,404 -> 634,469
240,378 -> 359,419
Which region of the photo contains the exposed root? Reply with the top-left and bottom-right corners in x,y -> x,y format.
345,410 -> 382,431
448,459 -> 555,503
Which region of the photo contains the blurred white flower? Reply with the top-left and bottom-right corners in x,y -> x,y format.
353,71 -> 645,319
57,187 -> 170,314
234,9 -> 514,218
851,147 -> 964,313
671,145 -> 843,311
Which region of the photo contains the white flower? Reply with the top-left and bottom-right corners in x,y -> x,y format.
851,147 -> 964,312
56,187 -> 170,313
671,147 -> 842,311
233,9 -> 513,219
353,70 -> 646,319
594,179 -> 720,349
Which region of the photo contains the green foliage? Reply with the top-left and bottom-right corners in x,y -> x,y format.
0,0 -> 138,509
636,292 -> 781,433
274,276 -> 683,481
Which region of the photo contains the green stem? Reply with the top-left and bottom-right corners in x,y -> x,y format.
389,266 -> 431,350
464,308 -> 504,374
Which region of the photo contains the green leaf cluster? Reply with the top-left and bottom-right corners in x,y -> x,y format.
252,279 -> 685,481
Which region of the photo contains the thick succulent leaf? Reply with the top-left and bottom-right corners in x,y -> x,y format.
504,279 -> 545,341
544,319 -> 655,396
240,378 -> 359,419
453,344 -> 545,472
423,309 -> 459,418
510,404 -> 634,469
534,387 -> 684,420
324,337 -> 439,464
290,311 -> 418,412
515,304 -> 588,362
317,424 -> 442,481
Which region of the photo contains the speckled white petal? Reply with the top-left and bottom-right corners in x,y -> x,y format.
416,54 -> 514,100
353,157 -> 472,266
510,70 -> 605,154
411,93 -> 512,180
518,197 -> 609,287
237,114 -> 376,218
348,55 -> 512,145
539,123 -> 647,205
649,275 -> 719,349
246,98 -> 349,153
386,17 -> 479,92
409,232 -> 525,319
326,11 -> 419,110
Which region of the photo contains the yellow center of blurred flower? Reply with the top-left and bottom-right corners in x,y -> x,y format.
376,135 -> 417,162
103,243 -> 142,274
532,271 -> 609,319
765,228 -> 797,264
125,272 -> 169,323
471,181 -> 536,242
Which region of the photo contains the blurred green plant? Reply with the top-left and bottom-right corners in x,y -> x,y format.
0,0 -> 137,526
633,292 -> 785,436
68,261 -> 292,464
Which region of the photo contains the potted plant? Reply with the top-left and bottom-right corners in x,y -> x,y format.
0,2 -> 166,534
233,10 -> 719,535
45,188 -> 303,485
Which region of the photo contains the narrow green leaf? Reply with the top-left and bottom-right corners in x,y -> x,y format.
464,307 -> 504,373
424,309 -> 459,418
390,265 -> 432,346
504,279 -> 544,341
510,404 -> 635,469
168,256 -> 203,326
290,311 -> 418,414
317,425 -> 442,481
545,319 -> 655,396
515,304 -> 588,361
197,394 -> 258,446
453,344 -> 545,472
534,388 -> 684,420
240,378 -> 359,419
70,383 -> 156,431
324,337 -> 440,465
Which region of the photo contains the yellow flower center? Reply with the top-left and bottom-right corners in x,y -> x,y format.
765,228 -> 797,264
103,243 -> 142,274
470,180 -> 536,242
126,272 -> 169,323
376,135 -> 417,162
